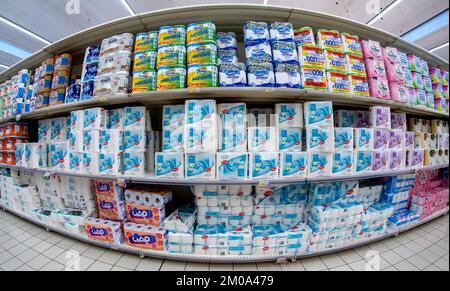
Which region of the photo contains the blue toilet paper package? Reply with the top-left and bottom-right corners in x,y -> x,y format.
280,152 -> 307,178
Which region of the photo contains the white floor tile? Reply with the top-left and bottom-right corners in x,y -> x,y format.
115,254 -> 142,270
87,261 -> 113,271
279,262 -> 305,271
185,262 -> 211,271
300,257 -> 327,271
348,260 -> 369,271
40,261 -> 65,271
338,250 -> 362,264
394,260 -> 419,271
320,254 -> 346,269
392,246 -> 415,259
232,263 -> 258,271
380,250 -> 403,266
27,255 -> 51,270
160,260 -> 188,271
43,245 -> 66,260
1,257 -> 24,271
135,258 -> 164,271
97,250 -> 124,265
256,262 -> 282,271
407,254 -> 431,270
32,241 -> 53,253
330,265 -> 352,271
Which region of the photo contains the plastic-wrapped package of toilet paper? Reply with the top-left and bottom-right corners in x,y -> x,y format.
361,40 -> 383,60
334,128 -> 353,151
94,180 -> 124,201
100,129 -> 123,152
306,127 -> 334,152
327,71 -> 350,94
168,232 -> 194,254
248,108 -> 273,127
404,132 -> 415,150
249,152 -> 279,180
275,103 -> 303,128
216,152 -> 249,180
317,30 -> 343,51
85,218 -> 124,245
269,22 -> 294,42
355,111 -> 370,128
335,110 -> 356,128
370,106 -> 391,129
304,102 -> 334,127
184,100 -> 218,153
308,151 -> 332,177
274,64 -> 302,88
219,63 -> 247,87
124,129 -> 146,152
407,149 -> 424,169
185,153 -> 216,180
38,120 -> 51,142
84,107 -> 108,130
245,41 -> 272,63
297,45 -> 324,67
373,129 -> 389,150
248,127 -> 277,152
294,27 -> 315,46
50,142 -> 69,171
123,152 -> 146,175
83,130 -> 101,152
271,41 -> 298,65
49,118 -> 68,143
83,152 -> 99,174
390,113 -> 407,131
218,103 -> 247,152
164,204 -> 197,233
124,107 -> 148,131
108,108 -> 125,130
341,33 -> 363,56
277,128 -> 303,152
99,152 -> 122,176
155,152 -> 184,178
97,194 -> 126,221
332,151 -> 354,176
217,32 -> 237,50
300,67 -> 327,91
324,50 -> 347,73
244,21 -> 270,46
123,223 -> 167,251
368,77 -> 390,99
26,143 -> 48,168
280,152 -> 308,178
68,131 -> 83,152
372,151 -> 390,172
389,129 -> 404,150
69,152 -> 84,173
247,63 -> 275,88
354,151 -> 373,174
389,150 -> 406,170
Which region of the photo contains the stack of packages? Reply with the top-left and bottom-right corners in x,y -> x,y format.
49,54 -> 73,106
381,174 -> 416,214
430,67 -> 449,112
33,173 -> 65,210
94,34 -> 134,97
407,54 -> 427,108
122,187 -> 173,250
186,22 -> 219,88
409,169 -> 449,219
165,204 -> 197,254
156,25 -> 187,90
71,45 -> 100,102
1,122 -> 28,165
131,32 -> 158,92
398,51 -> 416,105
342,33 -> 370,96
9,70 -> 31,116
383,47 -> 407,103
361,39 -> 390,100
369,106 -> 393,173
355,202 -> 394,241
34,58 -> 54,109
0,170 -> 40,216
160,105 -> 185,174
217,32 -> 247,87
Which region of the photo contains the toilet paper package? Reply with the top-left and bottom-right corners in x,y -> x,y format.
317,29 -> 343,51
374,129 -> 389,150
124,107 -> 147,131
386,62 -> 404,83
389,129 -> 404,150
70,110 -> 84,132
297,45 -> 324,67
83,130 -> 101,152
408,54 -> 422,72
247,63 -> 275,88
97,194 -> 126,221
308,151 -> 332,177
248,127 -> 277,152
84,107 -> 108,130
217,32 -> 237,50
304,102 -> 334,127
405,132 -> 415,150
85,218 -> 124,245
123,129 -> 146,152
277,128 -> 303,152
324,50 -> 347,73
219,63 -> 247,87
334,128 -> 353,150
50,118 -> 68,143
125,203 -> 169,226
301,67 -> 327,91
248,108 -> 273,127
50,143 -> 69,171
355,111 -> 370,128
355,151 -> 373,174
280,152 -> 308,178
249,152 -> 279,180
335,110 -> 356,128
332,151 -> 354,176
83,152 -> 100,174
108,108 -> 125,130
372,150 -> 390,172
38,120 -> 51,142
244,21 -> 269,46
99,152 -> 122,176
164,205 -> 197,233
390,150 -> 406,170
163,126 -> 184,152
185,153 -> 216,180
306,127 -> 334,152
272,41 -> 298,64
274,64 -> 302,88
184,126 -> 218,153
155,152 -> 184,178
391,113 -> 407,131
163,105 -> 185,128
123,223 -> 167,250
100,129 -> 124,152
123,151 -> 146,175
245,41 -> 272,63
27,143 -> 48,168
216,152 -> 249,180
275,103 -> 303,128
361,40 -> 383,60
218,103 -> 247,152
370,106 -> 391,129
184,100 -> 218,152
327,72 -> 350,94
368,77 -> 390,99
69,152 -> 84,173
269,22 -> 294,42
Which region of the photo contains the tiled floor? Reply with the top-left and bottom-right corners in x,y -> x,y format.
0,210 -> 448,271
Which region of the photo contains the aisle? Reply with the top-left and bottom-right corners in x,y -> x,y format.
0,210 -> 448,271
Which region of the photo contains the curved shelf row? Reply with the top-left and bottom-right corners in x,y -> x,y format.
0,88 -> 448,125
1,163 -> 448,185
1,204 -> 447,263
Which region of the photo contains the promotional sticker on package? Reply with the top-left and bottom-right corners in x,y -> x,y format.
297,45 -> 324,67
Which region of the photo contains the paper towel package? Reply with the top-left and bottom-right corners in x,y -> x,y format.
123,223 -> 167,250
185,153 -> 216,180
370,106 -> 391,129
68,131 -> 83,152
108,108 -> 125,129
389,129 -> 405,150
85,218 -> 124,245
278,127 -> 303,152
390,150 -> 406,170
70,110 -> 84,132
97,194 -> 126,221
372,151 -> 390,172
83,107 -> 107,130
124,129 -> 146,152
124,106 -> 147,130
306,127 -> 334,152
99,152 -> 122,176
407,149 -> 424,169
334,128 -> 353,151
50,118 -> 68,143
275,103 -> 304,128
69,152 -> 84,173
83,152 -> 100,174
38,119 -> 51,142
248,127 -> 277,152
335,110 -> 356,128
249,152 -> 279,180
218,103 -> 246,124
373,129 -> 389,150
308,151 -> 332,177
83,130 -> 101,152
163,126 -> 184,152
164,205 -> 197,233
124,151 -> 146,175
304,102 -> 334,127
216,152 -> 249,180
50,142 -> 69,171
155,152 -> 184,178
332,151 -> 354,176
280,152 -> 307,178
355,151 -> 373,174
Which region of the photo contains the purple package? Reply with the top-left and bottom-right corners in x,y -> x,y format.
370,106 -> 391,129
390,112 -> 406,131
355,111 -> 370,128
372,150 -> 390,172
407,149 -> 424,169
404,132 -> 414,149
374,129 -> 389,150
389,129 -> 404,150
390,150 -> 405,170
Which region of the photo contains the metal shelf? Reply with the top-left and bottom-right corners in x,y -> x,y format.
1,204 -> 447,263
0,88 -> 448,125
1,163 -> 448,186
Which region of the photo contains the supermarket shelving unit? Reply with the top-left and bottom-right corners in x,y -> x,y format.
0,4 -> 449,263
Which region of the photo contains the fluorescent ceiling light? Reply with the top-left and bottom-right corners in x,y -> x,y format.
402,10 -> 449,43
263,0 -> 269,5
120,0 -> 136,16
0,64 -> 9,69
0,40 -> 31,59
0,15 -> 51,45
367,0 -> 404,26
430,42 -> 449,53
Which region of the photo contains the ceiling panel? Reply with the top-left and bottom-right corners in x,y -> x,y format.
0,51 -> 22,67
128,0 -> 262,13
414,25 -> 449,51
371,0 -> 449,36
432,44 -> 449,61
0,22 -> 46,53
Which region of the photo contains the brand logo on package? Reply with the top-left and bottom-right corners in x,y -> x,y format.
96,182 -> 113,193
89,227 -> 109,237
129,233 -> 157,245
100,201 -> 115,211
129,207 -> 153,220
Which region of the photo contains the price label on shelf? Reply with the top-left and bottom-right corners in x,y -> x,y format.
15,115 -> 21,122
344,94 -> 352,100
258,180 -> 270,187
264,88 -> 273,93
188,89 -> 200,94
117,178 -> 127,188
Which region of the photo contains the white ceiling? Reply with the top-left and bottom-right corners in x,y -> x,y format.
0,0 -> 448,73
